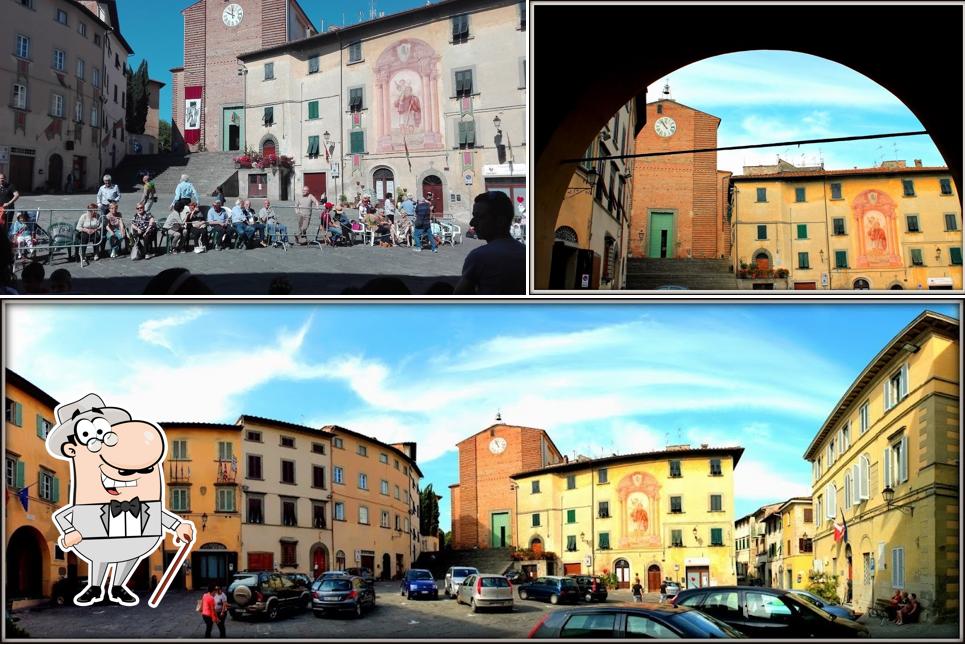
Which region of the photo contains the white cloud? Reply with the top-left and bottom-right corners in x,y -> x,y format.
137,308 -> 205,351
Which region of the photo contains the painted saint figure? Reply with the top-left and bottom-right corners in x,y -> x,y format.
394,80 -> 422,133
185,102 -> 200,130
630,498 -> 649,534
868,216 -> 887,251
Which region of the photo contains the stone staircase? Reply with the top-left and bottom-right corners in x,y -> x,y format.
415,547 -> 515,579
110,152 -> 240,199
625,257 -> 737,290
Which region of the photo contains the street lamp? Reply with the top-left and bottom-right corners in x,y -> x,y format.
201,512 -> 208,531
692,527 -> 699,541
565,166 -> 599,196
881,486 -> 914,515
492,115 -> 501,132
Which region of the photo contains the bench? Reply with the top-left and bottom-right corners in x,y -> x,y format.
870,598 -> 894,624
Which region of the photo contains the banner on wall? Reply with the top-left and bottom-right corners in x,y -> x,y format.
184,86 -> 202,145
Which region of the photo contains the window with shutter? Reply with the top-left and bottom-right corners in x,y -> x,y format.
860,455 -> 870,499
833,218 -> 845,235
263,107 -> 273,126
830,183 -> 842,199
458,120 -> 475,148
452,14 -> 469,43
951,247 -> 963,265
348,41 -> 362,63
349,88 -> 363,112
798,252 -> 810,269
883,447 -> 892,488
599,532 -> 610,549
308,101 -> 319,120
308,55 -> 319,74
899,364 -> 908,400
834,250 -> 848,268
710,528 -> 723,546
910,248 -> 924,265
898,436 -> 908,482
455,70 -> 473,97
307,136 -> 319,158
843,473 -> 851,509
350,130 -> 364,153
906,215 -> 920,232
756,188 -> 766,202
795,187 -> 806,202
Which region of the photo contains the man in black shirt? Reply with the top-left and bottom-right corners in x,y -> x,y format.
0,173 -> 20,232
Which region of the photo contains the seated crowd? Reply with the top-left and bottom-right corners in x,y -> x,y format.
888,590 -> 921,625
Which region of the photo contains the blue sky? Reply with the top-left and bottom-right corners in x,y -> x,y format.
121,0 -> 442,123
6,302 -> 958,530
646,51 -> 947,174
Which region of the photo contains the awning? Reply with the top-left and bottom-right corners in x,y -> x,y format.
483,163 -> 526,178
927,277 -> 953,287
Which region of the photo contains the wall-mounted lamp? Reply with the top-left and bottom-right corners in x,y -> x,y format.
882,486 -> 914,515
492,115 -> 502,132
201,512 -> 208,531
565,167 -> 599,196
935,246 -> 942,262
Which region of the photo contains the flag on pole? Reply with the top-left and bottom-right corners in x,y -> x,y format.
506,132 -> 514,174
833,510 -> 847,543
17,487 -> 29,512
403,133 -> 412,173
231,455 -> 238,473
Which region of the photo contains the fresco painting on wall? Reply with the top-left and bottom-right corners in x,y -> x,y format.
617,471 -> 661,549
375,39 -> 443,153
853,189 -> 902,269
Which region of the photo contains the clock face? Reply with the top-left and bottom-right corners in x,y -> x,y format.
223,3 -> 244,27
489,438 -> 507,455
654,116 -> 677,138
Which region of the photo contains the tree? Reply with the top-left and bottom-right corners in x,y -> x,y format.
125,60 -> 150,135
157,120 -> 172,153
419,484 -> 440,537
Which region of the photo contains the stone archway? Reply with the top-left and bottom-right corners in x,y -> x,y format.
853,278 -> 871,290
6,526 -> 48,599
529,536 -> 544,556
614,558 -> 631,590
534,4 -> 962,288
753,250 -> 771,271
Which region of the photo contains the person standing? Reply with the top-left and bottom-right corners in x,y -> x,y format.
631,577 -> 643,602
659,579 -> 667,603
96,175 -> 121,216
0,172 -> 21,232
400,192 -> 415,221
140,175 -> 157,213
412,196 -> 436,252
294,186 -> 320,245
199,585 -> 220,638
383,192 -> 397,223
170,174 -> 199,215
212,585 -> 228,637
454,191 -> 525,294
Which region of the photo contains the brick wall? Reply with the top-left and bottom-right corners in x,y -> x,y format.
630,101 -> 721,259
262,0 -> 288,48
181,1 -> 206,149
171,70 -> 184,151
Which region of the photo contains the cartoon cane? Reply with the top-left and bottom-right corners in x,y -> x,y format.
149,532 -> 196,608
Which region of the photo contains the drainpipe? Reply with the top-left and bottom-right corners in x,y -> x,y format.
589,465 -> 595,575
822,174 -> 831,289
337,30 -> 344,202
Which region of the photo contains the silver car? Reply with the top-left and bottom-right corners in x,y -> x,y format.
445,566 -> 479,598
455,574 -> 514,612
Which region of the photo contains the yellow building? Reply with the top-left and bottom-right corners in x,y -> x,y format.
140,422 -> 244,591
551,98 -> 638,290
773,497 -> 814,591
731,161 -> 962,290
803,311 -> 959,622
324,425 -> 422,580
512,445 -> 743,592
4,369 -> 80,604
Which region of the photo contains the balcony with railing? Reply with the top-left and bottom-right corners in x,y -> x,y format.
167,461 -> 191,483
215,457 -> 238,484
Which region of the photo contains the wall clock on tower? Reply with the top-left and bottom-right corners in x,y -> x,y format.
654,116 -> 677,137
489,437 -> 507,455
223,3 -> 244,27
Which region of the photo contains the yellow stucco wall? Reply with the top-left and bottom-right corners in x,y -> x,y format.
515,450 -> 739,591
807,320 -> 959,621
732,172 -> 962,289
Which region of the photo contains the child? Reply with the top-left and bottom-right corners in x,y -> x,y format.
9,211 -> 35,260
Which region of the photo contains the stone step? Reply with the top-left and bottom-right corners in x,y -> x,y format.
625,257 -> 737,290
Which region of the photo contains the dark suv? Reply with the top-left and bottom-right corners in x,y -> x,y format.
572,575 -> 608,602
227,571 -> 311,621
672,586 -> 869,638
517,576 -> 581,605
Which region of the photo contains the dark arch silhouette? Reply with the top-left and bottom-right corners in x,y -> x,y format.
534,4 -> 962,288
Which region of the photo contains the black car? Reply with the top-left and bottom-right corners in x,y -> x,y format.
227,571 -> 311,621
528,603 -> 745,638
672,586 -> 870,638
311,575 -> 376,618
517,576 -> 581,605
572,575 -> 608,602
50,577 -> 88,606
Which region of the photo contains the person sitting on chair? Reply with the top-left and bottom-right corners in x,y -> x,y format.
163,205 -> 186,254
375,213 -> 393,245
9,211 -> 36,261
393,210 -> 413,246
206,199 -> 230,250
130,203 -> 157,260
896,593 -> 918,625
259,199 -> 287,244
74,204 -> 103,267
185,202 -> 208,254
104,202 -> 128,258
229,199 -> 254,249
243,200 -> 267,247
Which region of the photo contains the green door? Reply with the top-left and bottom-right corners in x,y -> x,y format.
648,212 -> 674,258
222,107 -> 245,152
491,512 -> 510,548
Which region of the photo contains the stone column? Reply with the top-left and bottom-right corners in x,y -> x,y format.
420,72 -> 431,136
428,71 -> 440,138
374,77 -> 383,142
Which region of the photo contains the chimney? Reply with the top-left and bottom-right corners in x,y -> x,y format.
914,159 -> 923,167
700,443 -> 708,449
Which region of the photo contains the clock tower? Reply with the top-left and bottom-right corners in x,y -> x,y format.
449,423 -> 563,550
172,0 -> 317,153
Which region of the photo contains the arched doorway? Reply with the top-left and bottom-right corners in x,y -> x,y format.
335,550 -> 346,570
373,167 -> 395,202
310,544 -> 329,578
533,5 -> 962,289
530,537 -> 543,556
614,558 -> 631,589
48,154 -> 63,192
647,564 -> 661,592
421,174 -> 443,214
853,278 -> 871,289
382,553 -> 391,581
555,226 -> 579,244
890,283 -> 904,289
845,544 -> 853,603
754,251 -> 770,271
192,542 -> 234,591
261,137 -> 277,157
7,526 -> 47,599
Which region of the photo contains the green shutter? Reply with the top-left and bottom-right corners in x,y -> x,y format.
51,476 -> 60,504
37,414 -> 45,438
835,250 -> 847,268
264,106 -> 273,125
798,252 -> 809,269
796,224 -> 807,239
308,101 -> 318,120
15,460 -> 25,488
599,532 -> 609,549
911,248 -> 923,265
350,130 -> 364,153
566,509 -> 575,523
950,247 -> 962,265
711,528 -> 722,545
307,135 -> 319,156
15,402 -> 23,426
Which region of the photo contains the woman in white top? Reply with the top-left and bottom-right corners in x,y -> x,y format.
383,193 -> 397,223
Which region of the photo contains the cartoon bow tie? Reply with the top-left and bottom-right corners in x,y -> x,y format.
109,497 -> 142,517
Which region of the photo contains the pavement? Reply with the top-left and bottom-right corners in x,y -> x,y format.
9,192 -> 480,295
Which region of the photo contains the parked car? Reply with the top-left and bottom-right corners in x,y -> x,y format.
311,575 -> 376,618
672,586 -> 869,638
455,574 -> 514,613
400,569 -> 439,600
789,590 -> 858,620
505,570 -> 526,585
572,575 -> 608,602
527,603 -> 746,638
445,566 -> 480,598
664,581 -> 681,599
319,570 -> 350,580
50,577 -> 88,606
227,571 -> 310,621
517,576 -> 581,605
344,567 -> 376,587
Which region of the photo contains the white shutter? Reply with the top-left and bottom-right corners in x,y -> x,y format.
860,455 -> 870,500
899,435 -> 908,482
883,447 -> 892,488
884,378 -> 892,410
852,464 -> 860,504
844,473 -> 851,509
899,363 -> 909,400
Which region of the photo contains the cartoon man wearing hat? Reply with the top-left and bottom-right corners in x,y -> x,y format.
46,394 -> 194,606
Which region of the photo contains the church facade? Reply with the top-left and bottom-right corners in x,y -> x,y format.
629,93 -> 731,260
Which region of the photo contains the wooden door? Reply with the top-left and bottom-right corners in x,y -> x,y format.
10,154 -> 34,194
755,253 -> 770,270
647,565 -> 661,592
648,213 -> 674,258
303,172 -> 327,201
794,282 -> 816,290
48,154 -> 63,192
563,563 -> 582,576
421,175 -> 443,214
312,547 -> 327,576
615,559 -> 630,589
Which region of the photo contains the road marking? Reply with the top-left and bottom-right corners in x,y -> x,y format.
408,620 -> 419,625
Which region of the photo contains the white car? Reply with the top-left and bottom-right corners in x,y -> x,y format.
445,566 -> 479,598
